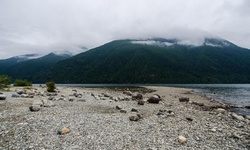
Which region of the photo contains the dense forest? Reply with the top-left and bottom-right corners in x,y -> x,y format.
1,38 -> 250,84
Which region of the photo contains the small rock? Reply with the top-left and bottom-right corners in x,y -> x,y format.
129,115 -> 140,121
102,93 -> 110,97
123,91 -> 132,96
115,105 -> 122,110
120,109 -> 127,113
178,135 -> 187,144
192,101 -> 204,106
21,94 -> 29,98
138,100 -> 145,105
209,128 -> 217,132
232,132 -> 241,139
77,94 -> 82,98
48,97 -> 54,100
41,99 -> 55,107
29,105 -> 40,112
231,113 -> 245,121
179,97 -> 189,102
77,99 -> 86,102
69,97 -> 74,101
186,117 -> 193,122
137,113 -> 143,119
215,108 -> 227,114
57,127 -> 70,135
132,93 -> 143,100
131,108 -> 139,112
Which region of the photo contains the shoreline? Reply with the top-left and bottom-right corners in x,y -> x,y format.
0,86 -> 250,149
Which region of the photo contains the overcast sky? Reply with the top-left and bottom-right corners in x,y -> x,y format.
0,0 -> 250,59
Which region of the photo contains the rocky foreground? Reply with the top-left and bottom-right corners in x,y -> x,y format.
0,86 -> 250,150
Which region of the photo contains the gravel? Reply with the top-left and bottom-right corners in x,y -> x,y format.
0,86 -> 250,150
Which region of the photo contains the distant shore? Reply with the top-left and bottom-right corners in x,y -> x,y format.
0,86 -> 249,149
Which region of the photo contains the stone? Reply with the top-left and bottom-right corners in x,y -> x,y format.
245,106 -> 250,109
138,100 -> 145,105
69,97 -> 74,102
0,94 -> 6,100
178,135 -> 187,144
102,93 -> 110,97
131,108 -> 139,112
147,95 -> 161,104
77,99 -> 86,102
210,128 -> 217,132
186,117 -> 193,122
231,113 -> 245,121
132,93 -> 143,100
21,94 -> 29,98
120,109 -> 127,113
11,93 -> 20,98
57,127 -> 70,135
192,101 -> 204,106
48,97 -> 54,100
32,100 -> 43,106
201,106 -> 214,111
129,115 -> 140,121
137,113 -> 143,119
232,132 -> 241,139
42,99 -> 55,107
179,97 -> 189,102
123,91 -> 132,96
16,90 -> 24,95
29,105 -> 40,112
115,105 -> 122,110
215,108 -> 227,114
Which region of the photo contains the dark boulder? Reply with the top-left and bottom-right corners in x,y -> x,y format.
245,106 -> 250,109
147,95 -> 161,104
0,94 -> 6,100
179,97 -> 189,102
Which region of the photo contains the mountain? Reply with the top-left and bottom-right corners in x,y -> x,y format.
0,52 -> 71,81
0,53 -> 42,73
32,37 -> 250,83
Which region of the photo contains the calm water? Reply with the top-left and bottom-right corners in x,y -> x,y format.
35,84 -> 250,115
164,84 -> 250,116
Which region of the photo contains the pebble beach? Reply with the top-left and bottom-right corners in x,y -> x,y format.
0,86 -> 250,150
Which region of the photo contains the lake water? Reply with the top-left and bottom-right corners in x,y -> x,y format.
35,84 -> 250,115
163,84 -> 250,116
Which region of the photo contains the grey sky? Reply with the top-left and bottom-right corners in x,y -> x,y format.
0,0 -> 250,59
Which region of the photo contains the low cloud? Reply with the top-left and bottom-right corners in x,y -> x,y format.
0,0 -> 250,59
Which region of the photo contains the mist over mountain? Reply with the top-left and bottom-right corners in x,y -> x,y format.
0,52 -> 72,81
26,37 -> 250,84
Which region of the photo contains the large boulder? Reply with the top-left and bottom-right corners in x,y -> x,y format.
147,95 -> 161,104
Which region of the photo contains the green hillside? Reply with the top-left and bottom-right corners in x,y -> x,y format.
33,38 -> 250,83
